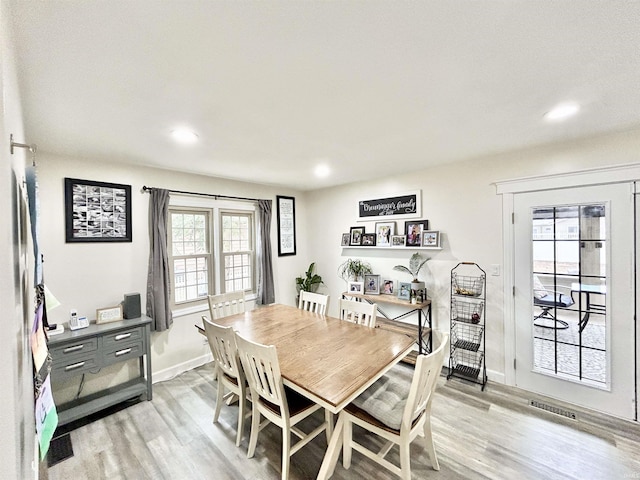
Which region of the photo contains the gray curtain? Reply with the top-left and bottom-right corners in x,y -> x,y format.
257,200 -> 275,305
146,188 -> 173,331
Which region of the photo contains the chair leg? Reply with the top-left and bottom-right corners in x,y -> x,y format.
281,425 -> 291,480
247,403 -> 260,458
236,390 -> 246,447
213,377 -> 224,423
399,441 -> 412,480
342,417 -> 353,469
422,415 -> 440,471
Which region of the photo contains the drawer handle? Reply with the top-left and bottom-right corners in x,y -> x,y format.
115,348 -> 132,357
63,345 -> 84,353
65,361 -> 86,371
115,333 -> 132,341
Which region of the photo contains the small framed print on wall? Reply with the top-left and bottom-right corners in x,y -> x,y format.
65,178 -> 132,243
277,195 -> 296,256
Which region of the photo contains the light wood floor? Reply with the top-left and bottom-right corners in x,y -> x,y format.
45,362 -> 640,480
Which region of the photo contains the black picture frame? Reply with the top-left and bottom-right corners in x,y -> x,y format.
361,233 -> 376,246
404,220 -> 429,247
276,195 -> 297,256
349,226 -> 365,246
64,177 -> 132,243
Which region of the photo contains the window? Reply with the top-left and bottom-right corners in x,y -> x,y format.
170,209 -> 212,304
221,212 -> 254,292
168,200 -> 256,310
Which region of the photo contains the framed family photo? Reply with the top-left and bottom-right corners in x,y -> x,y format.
422,230 -> 440,247
64,177 -> 132,243
341,233 -> 350,246
364,274 -> 380,294
398,282 -> 411,300
391,235 -> 406,247
347,281 -> 364,294
375,221 -> 395,247
350,226 -> 365,246
381,279 -> 395,295
404,220 -> 429,247
362,233 -> 376,246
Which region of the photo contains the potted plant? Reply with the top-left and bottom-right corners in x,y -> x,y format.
338,258 -> 373,282
296,262 -> 324,298
393,253 -> 429,301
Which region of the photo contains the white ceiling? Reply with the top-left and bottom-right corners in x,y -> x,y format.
9,1 -> 640,191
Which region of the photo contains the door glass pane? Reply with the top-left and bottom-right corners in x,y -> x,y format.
531,204 -> 607,388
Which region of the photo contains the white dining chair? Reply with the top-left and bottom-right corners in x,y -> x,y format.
202,315 -> 250,447
297,290 -> 329,315
341,331 -> 450,479
235,332 -> 331,480
339,298 -> 377,327
208,290 -> 247,320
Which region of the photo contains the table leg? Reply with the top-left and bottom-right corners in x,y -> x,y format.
317,412 -> 345,480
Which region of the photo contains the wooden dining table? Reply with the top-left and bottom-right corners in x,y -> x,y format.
207,303 -> 417,479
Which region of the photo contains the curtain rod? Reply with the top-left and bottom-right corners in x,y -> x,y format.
142,185 -> 266,203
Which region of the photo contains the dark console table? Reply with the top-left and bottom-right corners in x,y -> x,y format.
48,315 -> 152,426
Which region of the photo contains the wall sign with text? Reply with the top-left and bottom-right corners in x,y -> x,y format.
276,195 -> 296,256
358,190 -> 421,221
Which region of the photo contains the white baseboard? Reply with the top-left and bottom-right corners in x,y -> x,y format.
152,352 -> 213,384
486,368 -> 505,385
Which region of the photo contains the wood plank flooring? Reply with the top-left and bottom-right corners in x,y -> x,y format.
45,362 -> 640,479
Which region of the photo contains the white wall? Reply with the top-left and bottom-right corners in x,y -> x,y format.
306,126 -> 640,383
37,154 -> 309,400
0,1 -> 37,478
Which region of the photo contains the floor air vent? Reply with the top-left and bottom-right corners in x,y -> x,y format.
529,400 -> 577,420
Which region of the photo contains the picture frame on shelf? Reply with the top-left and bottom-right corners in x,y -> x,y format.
349,226 -> 365,246
361,233 -> 376,246
391,235 -> 406,247
347,281 -> 364,294
364,274 -> 380,294
341,233 -> 350,246
404,220 -> 429,247
381,279 -> 395,295
422,230 -> 440,247
64,178 -> 132,243
398,282 -> 411,300
375,221 -> 395,247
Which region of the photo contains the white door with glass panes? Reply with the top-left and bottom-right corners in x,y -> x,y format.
513,183 -> 635,420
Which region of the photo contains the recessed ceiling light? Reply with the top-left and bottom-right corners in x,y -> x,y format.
544,103 -> 580,121
170,128 -> 199,144
314,164 -> 331,178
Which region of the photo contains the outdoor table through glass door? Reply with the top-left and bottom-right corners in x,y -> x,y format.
208,303 -> 416,479
570,283 -> 606,332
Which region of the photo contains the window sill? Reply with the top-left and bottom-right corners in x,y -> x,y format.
172,292 -> 257,319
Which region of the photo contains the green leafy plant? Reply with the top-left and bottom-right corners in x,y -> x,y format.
393,252 -> 429,282
296,262 -> 324,293
338,258 -> 373,282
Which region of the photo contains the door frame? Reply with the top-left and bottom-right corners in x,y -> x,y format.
496,163 -> 640,391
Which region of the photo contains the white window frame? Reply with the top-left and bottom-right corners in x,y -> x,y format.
220,210 -> 256,294
168,207 -> 214,308
169,195 -> 258,317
